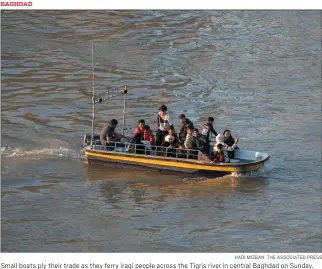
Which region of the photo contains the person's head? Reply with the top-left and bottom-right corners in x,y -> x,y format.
109,119 -> 118,128
168,125 -> 175,135
145,125 -> 150,131
193,128 -> 199,137
208,117 -> 214,124
217,143 -> 223,153
137,119 -> 145,130
178,114 -> 186,124
159,105 -> 167,116
223,130 -> 231,140
187,126 -> 193,135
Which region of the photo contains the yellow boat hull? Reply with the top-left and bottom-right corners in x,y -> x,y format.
84,148 -> 268,174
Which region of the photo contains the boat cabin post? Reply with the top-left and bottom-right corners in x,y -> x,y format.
122,85 -> 127,136
90,43 -> 95,149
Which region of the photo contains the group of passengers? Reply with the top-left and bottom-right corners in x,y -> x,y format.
100,104 -> 239,163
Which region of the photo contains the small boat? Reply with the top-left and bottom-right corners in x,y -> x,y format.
82,44 -> 270,177
82,138 -> 270,177
81,86 -> 270,177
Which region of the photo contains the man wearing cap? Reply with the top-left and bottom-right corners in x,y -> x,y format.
156,105 -> 173,146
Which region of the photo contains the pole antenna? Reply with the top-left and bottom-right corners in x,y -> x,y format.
90,43 -> 95,148
122,85 -> 127,135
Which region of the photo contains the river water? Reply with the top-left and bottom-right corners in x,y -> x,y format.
1,11 -> 321,252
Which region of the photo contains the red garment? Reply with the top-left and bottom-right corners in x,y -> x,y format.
134,127 -> 144,135
213,152 -> 225,163
144,129 -> 155,145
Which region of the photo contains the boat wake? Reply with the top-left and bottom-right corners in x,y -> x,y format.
1,146 -> 85,161
231,162 -> 273,178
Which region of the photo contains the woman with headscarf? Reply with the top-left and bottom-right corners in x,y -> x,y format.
213,133 -> 239,162
223,130 -> 238,159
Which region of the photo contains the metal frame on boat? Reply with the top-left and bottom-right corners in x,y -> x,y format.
82,43 -> 270,176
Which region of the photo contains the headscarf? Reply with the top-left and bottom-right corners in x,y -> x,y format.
214,134 -> 227,152
215,134 -> 226,145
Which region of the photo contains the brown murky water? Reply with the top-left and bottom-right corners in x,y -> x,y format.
1,10 -> 321,252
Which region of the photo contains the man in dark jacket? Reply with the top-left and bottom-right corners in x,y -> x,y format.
201,117 -> 218,154
178,114 -> 194,146
193,129 -> 207,153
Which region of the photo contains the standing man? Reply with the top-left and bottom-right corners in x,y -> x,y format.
156,105 -> 172,146
201,116 -> 218,154
178,114 -> 194,147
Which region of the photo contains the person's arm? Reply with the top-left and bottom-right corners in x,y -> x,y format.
225,144 -> 236,151
194,137 -> 199,149
184,136 -> 188,148
178,126 -> 183,139
106,128 -> 114,144
210,124 -> 218,136
117,132 -> 128,139
174,135 -> 179,148
184,134 -> 191,148
225,137 -> 239,151
150,131 -> 155,145
133,128 -> 140,135
182,126 -> 187,140
157,113 -> 160,128
233,137 -> 239,148
167,114 -> 173,128
113,131 -> 129,141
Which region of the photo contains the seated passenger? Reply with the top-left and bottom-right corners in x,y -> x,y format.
100,119 -> 128,150
178,114 -> 194,146
156,105 -> 173,146
163,126 -> 179,148
213,144 -> 226,163
223,130 -> 238,159
183,126 -> 198,159
132,119 -> 145,143
130,119 -> 146,154
143,125 -> 155,145
162,126 -> 179,157
213,133 -> 238,162
184,126 -> 196,149
193,128 -> 207,153
223,129 -> 236,146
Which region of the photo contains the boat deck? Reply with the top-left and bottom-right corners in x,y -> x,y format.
83,137 -> 269,169
230,158 -> 254,164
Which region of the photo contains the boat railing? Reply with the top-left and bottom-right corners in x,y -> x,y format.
120,128 -> 216,145
90,140 -> 206,161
